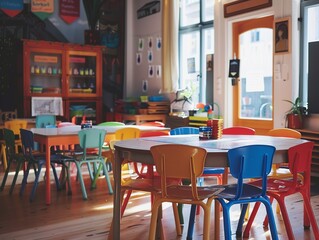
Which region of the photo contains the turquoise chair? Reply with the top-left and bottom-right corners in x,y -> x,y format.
35,115 -> 56,128
69,128 -> 113,200
0,128 -> 25,194
216,145 -> 278,240
170,127 -> 224,237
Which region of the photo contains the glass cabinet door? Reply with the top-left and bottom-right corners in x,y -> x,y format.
29,51 -> 62,95
67,52 -> 97,96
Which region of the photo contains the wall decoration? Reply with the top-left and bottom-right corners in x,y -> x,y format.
59,0 -> 80,24
137,1 -> 160,19
148,50 -> 153,63
148,36 -> 153,49
142,79 -> 148,92
0,0 -> 23,17
136,52 -> 142,65
148,65 -> 154,78
31,0 -> 54,20
156,37 -> 162,50
224,0 -> 272,18
274,17 -> 290,54
138,38 -> 144,51
156,65 -> 161,78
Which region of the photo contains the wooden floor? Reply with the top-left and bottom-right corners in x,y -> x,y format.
0,166 -> 318,240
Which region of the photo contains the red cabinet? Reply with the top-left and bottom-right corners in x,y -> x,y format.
23,40 -> 104,124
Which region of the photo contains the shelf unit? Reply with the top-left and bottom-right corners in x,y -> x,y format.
298,129 -> 319,177
22,40 -> 104,123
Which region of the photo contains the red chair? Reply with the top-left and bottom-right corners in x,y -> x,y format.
243,142 -> 319,239
139,121 -> 165,127
222,126 -> 256,135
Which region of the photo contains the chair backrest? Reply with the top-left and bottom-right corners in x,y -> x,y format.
222,126 -> 256,135
140,121 -> 165,127
36,115 -> 56,128
140,131 -> 169,137
3,128 -> 16,157
20,129 -> 35,160
227,145 -> 275,199
288,142 -> 314,186
170,127 -> 199,135
267,128 -> 301,139
114,127 -> 141,140
0,109 -> 17,124
150,144 -> 207,199
4,120 -> 27,136
98,121 -> 125,126
57,122 -> 76,128
78,128 -> 107,157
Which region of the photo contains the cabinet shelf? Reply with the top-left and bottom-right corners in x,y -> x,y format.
23,40 -> 103,123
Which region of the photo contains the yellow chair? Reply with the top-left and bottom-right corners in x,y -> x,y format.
149,144 -> 224,240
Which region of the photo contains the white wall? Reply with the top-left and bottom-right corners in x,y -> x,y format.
125,0 -> 300,127
125,0 -> 162,98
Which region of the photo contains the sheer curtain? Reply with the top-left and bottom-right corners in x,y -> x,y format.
162,0 -> 179,93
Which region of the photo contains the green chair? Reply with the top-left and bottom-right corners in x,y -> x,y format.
97,121 -> 125,126
0,128 -> 25,194
69,128 -> 113,200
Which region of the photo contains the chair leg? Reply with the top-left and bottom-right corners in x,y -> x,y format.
9,161 -> 23,194
172,203 -> 182,236
51,163 -> 61,191
243,201 -> 261,238
262,198 -> 279,240
148,199 -> 162,240
75,162 -> 88,200
187,204 -> 197,239
30,162 -> 44,202
301,191 -> 319,238
178,203 -> 184,225
236,204 -> 248,237
0,144 -> 8,170
0,159 -> 12,191
20,162 -> 32,197
121,190 -> 132,218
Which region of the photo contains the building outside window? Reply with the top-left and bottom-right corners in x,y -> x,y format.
179,0 -> 214,105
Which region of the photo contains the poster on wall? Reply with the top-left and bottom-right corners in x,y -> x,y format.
31,0 -> 54,20
59,0 -> 80,24
0,0 -> 23,17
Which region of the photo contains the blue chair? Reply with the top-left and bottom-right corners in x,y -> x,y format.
19,129 -> 72,202
170,127 -> 225,238
216,145 -> 278,240
68,128 -> 113,200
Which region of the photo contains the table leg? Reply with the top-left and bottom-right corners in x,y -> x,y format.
214,200 -> 220,240
45,143 -> 51,205
112,149 -> 122,239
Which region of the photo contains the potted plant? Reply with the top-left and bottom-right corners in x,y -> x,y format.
284,97 -> 307,129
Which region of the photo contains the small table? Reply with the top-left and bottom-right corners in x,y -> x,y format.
31,125 -> 170,205
112,134 -> 308,239
119,114 -> 166,125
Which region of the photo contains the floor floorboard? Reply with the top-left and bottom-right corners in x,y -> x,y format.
0,166 -> 318,239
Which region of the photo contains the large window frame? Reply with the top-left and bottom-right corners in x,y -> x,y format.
178,0 -> 214,104
300,0 -> 319,107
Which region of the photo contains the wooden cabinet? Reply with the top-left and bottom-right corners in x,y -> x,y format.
22,40 -> 104,124
298,129 -> 319,178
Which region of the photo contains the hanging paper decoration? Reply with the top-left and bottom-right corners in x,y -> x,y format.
148,50 -> 153,63
136,53 -> 142,65
0,0 -> 23,17
138,38 -> 144,51
31,0 -> 54,20
59,0 -> 80,24
156,37 -> 162,50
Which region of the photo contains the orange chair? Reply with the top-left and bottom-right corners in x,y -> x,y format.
243,142 -> 319,239
149,144 -> 223,239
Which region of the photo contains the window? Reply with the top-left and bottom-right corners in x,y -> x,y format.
300,0 -> 319,109
179,0 -> 214,104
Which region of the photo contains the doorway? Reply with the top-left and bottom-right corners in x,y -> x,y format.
232,15 -> 274,134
